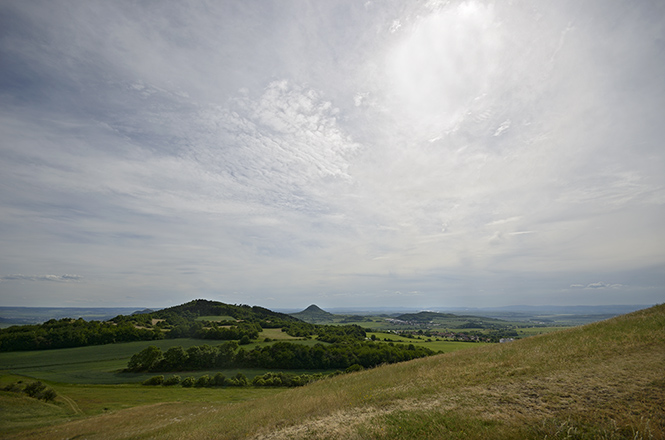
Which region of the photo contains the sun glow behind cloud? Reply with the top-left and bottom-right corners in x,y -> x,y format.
386,2 -> 501,133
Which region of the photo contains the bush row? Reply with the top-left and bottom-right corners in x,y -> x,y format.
4,380 -> 57,402
142,372 -> 249,387
141,367 -> 367,388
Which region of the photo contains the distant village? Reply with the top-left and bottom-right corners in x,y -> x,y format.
383,317 -> 516,343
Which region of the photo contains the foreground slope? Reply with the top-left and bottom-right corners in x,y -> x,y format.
10,304 -> 665,440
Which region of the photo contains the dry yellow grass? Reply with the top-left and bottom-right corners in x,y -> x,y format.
5,304 -> 664,440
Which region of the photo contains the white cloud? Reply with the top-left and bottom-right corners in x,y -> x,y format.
569,282 -> 625,290
493,120 -> 511,137
585,282 -> 624,290
1,274 -> 83,283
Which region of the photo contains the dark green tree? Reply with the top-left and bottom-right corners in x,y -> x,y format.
127,346 -> 163,372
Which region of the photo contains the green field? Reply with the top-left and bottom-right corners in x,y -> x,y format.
366,332 -> 487,352
0,333 -> 332,385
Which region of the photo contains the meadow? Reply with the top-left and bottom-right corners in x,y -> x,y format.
365,331 -> 490,353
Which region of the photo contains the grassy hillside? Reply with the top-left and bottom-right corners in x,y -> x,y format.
5,304 -> 664,440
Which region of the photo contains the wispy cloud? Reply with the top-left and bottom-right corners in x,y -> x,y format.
570,282 -> 625,290
1,274 -> 83,283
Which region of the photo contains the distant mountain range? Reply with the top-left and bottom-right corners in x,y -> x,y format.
278,304 -> 653,316
0,303 -> 654,326
0,307 -> 154,325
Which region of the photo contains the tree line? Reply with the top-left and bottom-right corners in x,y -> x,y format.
126,340 -> 436,373
142,371 -> 330,388
281,322 -> 367,343
0,318 -> 162,351
0,313 -> 267,352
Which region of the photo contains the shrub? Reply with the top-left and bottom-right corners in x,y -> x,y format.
163,375 -> 181,386
194,375 -> 211,387
143,375 -> 164,386
226,372 -> 248,386
345,364 -> 364,373
40,388 -> 57,402
23,381 -> 47,398
181,376 -> 196,387
212,372 -> 226,387
4,382 -> 23,393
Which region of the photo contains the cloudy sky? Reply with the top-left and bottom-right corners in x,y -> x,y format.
1,0 -> 664,309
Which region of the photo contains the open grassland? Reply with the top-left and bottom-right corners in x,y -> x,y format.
3,304 -> 663,440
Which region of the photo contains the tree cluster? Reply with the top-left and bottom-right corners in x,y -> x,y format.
281,322 -> 367,343
142,372 -> 249,387
166,321 -> 261,341
126,340 -> 436,373
0,318 -> 162,351
4,380 -> 57,402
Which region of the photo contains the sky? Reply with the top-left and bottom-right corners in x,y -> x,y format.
1,0 -> 664,309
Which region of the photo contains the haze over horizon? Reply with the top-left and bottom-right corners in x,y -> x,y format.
1,1 -> 664,309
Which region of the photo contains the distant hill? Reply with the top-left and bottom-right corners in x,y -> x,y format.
131,308 -> 155,315
0,306 -> 152,324
152,299 -> 301,323
395,311 -> 465,322
394,311 -> 510,328
289,304 -> 335,323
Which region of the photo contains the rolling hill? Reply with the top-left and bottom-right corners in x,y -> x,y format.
9,303 -> 664,439
288,304 -> 335,323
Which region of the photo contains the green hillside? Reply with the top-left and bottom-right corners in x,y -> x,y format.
6,304 -> 663,439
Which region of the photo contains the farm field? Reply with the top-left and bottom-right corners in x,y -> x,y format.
366,332 -> 487,353
0,338 -> 214,384
0,333 -> 331,385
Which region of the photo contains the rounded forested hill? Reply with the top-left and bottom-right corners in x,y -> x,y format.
152,299 -> 301,323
